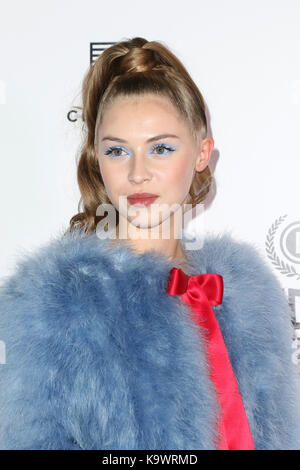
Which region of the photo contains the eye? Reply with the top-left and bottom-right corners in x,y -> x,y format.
151,143 -> 176,156
104,146 -> 127,158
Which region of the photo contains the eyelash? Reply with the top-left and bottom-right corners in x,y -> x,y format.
103,143 -> 176,158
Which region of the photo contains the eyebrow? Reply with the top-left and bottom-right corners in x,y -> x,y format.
101,133 -> 180,143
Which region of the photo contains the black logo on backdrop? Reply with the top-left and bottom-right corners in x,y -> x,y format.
67,42 -> 116,123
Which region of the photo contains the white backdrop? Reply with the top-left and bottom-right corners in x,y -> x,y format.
0,0 -> 299,358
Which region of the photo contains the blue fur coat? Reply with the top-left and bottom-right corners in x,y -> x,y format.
1,227 -> 300,450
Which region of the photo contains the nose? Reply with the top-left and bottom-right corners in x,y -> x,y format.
128,153 -> 152,185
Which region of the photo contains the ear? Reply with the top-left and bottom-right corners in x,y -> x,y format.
195,137 -> 214,172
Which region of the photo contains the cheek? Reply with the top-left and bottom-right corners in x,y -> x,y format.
98,160 -> 119,202
166,159 -> 193,193
99,159 -> 120,187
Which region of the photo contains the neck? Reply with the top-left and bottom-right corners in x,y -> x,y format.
108,213 -> 190,271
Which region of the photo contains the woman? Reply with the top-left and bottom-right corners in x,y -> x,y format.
1,36 -> 300,450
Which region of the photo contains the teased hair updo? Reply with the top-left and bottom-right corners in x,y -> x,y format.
68,36 -> 213,234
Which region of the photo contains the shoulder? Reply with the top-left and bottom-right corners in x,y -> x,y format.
195,229 -> 286,296
192,230 -> 270,272
0,226 -> 113,299
195,229 -> 294,344
189,229 -> 293,335
0,226 -> 125,364
0,227 -> 120,347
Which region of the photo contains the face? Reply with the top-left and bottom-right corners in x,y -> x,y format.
95,93 -> 212,237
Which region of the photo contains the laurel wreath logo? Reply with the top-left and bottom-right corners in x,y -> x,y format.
265,214 -> 300,280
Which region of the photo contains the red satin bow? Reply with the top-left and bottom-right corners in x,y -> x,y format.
167,267 -> 255,450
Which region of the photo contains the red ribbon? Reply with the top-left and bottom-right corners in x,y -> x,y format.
167,267 -> 255,450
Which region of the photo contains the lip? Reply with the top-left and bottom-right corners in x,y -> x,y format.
127,193 -> 159,207
128,193 -> 159,199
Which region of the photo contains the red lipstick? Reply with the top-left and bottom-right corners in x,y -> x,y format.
127,193 -> 159,207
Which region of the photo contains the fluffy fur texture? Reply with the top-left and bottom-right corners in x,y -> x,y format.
0,227 -> 300,450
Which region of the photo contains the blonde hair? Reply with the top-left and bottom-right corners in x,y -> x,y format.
68,36 -> 213,234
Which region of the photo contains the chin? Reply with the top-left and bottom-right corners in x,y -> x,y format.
128,216 -> 162,231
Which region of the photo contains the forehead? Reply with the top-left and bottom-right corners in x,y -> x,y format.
100,93 -> 186,130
